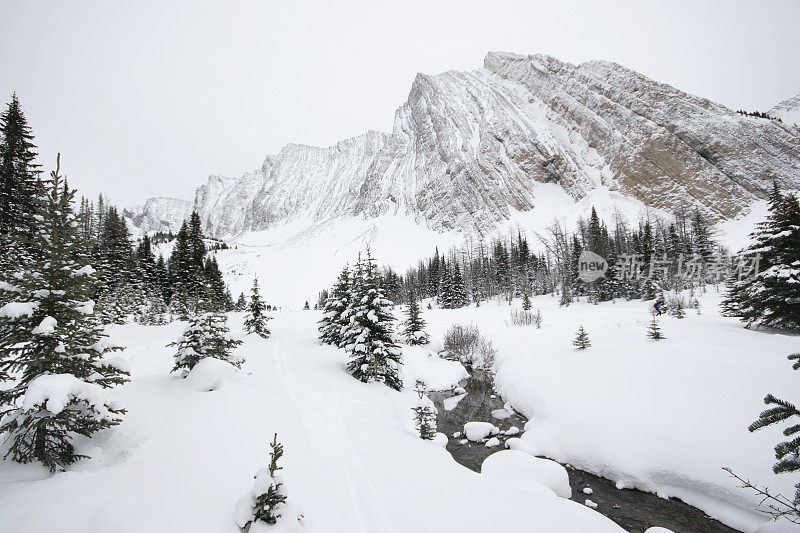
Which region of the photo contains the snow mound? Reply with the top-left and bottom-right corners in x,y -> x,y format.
644,528 -> 675,533
185,358 -> 237,392
485,437 -> 501,448
464,421 -> 500,441
481,450 -> 572,499
432,433 -> 448,447
401,345 -> 468,391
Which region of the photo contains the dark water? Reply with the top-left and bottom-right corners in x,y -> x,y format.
428,371 -> 741,533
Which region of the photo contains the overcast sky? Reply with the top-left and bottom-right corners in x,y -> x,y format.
1,0 -> 798,206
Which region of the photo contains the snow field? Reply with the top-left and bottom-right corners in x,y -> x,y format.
0,311 -> 622,533
417,290 -> 800,532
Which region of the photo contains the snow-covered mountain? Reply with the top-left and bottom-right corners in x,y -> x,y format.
122,197 -> 192,235
131,52 -> 800,238
770,93 -> 800,127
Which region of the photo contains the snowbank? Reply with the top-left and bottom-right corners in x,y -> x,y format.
482,450 -> 572,498
184,357 -> 237,391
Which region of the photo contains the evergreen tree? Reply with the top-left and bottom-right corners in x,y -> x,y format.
303,300 -> 310,310
341,251 -> 403,390
318,267 -> 350,346
450,261 -> 468,308
235,292 -> 247,311
412,381 -> 437,440
401,286 -> 429,345
0,156 -> 127,471
748,353 -> 800,512
0,93 -> 40,241
236,433 -> 288,529
647,311 -> 665,340
170,313 -> 243,373
522,292 -> 532,310
724,194 -> 800,329
244,277 -> 270,338
573,325 -> 591,350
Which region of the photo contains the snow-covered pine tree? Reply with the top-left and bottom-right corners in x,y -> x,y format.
401,286 -> 430,345
573,325 -> 591,350
450,261 -> 468,308
0,155 -> 128,471
235,433 -> 289,529
244,277 -> 271,338
303,301 -> 310,310
647,311 -> 665,340
522,292 -> 532,310
0,93 -> 40,243
341,250 -> 403,390
235,292 -> 247,312
318,266 -> 350,346
747,352 -> 800,516
171,312 -> 243,373
723,192 -> 800,329
412,381 -> 437,440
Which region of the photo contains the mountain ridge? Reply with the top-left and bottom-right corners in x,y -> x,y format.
126,52 -> 800,238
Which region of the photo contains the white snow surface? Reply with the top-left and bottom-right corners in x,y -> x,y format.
414,291 -> 799,532
0,313 -> 621,532
463,421 -> 500,442
31,316 -> 57,336
18,374 -> 110,416
0,301 -> 39,318
482,450 -> 572,499
185,357 -> 238,392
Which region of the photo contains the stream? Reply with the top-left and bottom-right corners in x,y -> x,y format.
428,369 -> 741,533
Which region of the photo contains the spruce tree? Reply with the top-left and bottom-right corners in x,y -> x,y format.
723,193 -> 800,329
412,381 -> 437,440
235,433 -> 288,529
401,286 -> 429,345
748,353 -> 800,511
244,277 -> 270,338
522,292 -> 532,310
170,312 -> 243,373
341,251 -> 403,390
0,93 -> 40,241
0,156 -> 127,471
573,325 -> 591,350
235,292 -> 247,311
647,311 -> 665,340
318,267 -> 350,347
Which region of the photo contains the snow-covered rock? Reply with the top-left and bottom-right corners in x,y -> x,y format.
481,450 -> 572,499
464,421 -> 500,441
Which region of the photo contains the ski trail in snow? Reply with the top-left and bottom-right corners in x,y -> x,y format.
270,327 -> 394,533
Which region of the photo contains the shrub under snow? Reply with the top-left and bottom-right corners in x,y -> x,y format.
442,323 -> 496,370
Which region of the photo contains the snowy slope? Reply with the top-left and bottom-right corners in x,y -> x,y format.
0,313 -> 623,533
131,52 -> 800,239
122,196 -> 192,235
418,291 -> 800,532
770,93 -> 800,127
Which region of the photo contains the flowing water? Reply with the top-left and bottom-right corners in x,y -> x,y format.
427,370 -> 741,533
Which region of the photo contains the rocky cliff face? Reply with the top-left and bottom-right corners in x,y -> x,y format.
133,52 -> 800,238
122,197 -> 192,235
770,94 -> 800,127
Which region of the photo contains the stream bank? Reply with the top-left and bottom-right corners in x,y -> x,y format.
428,369 -> 741,533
